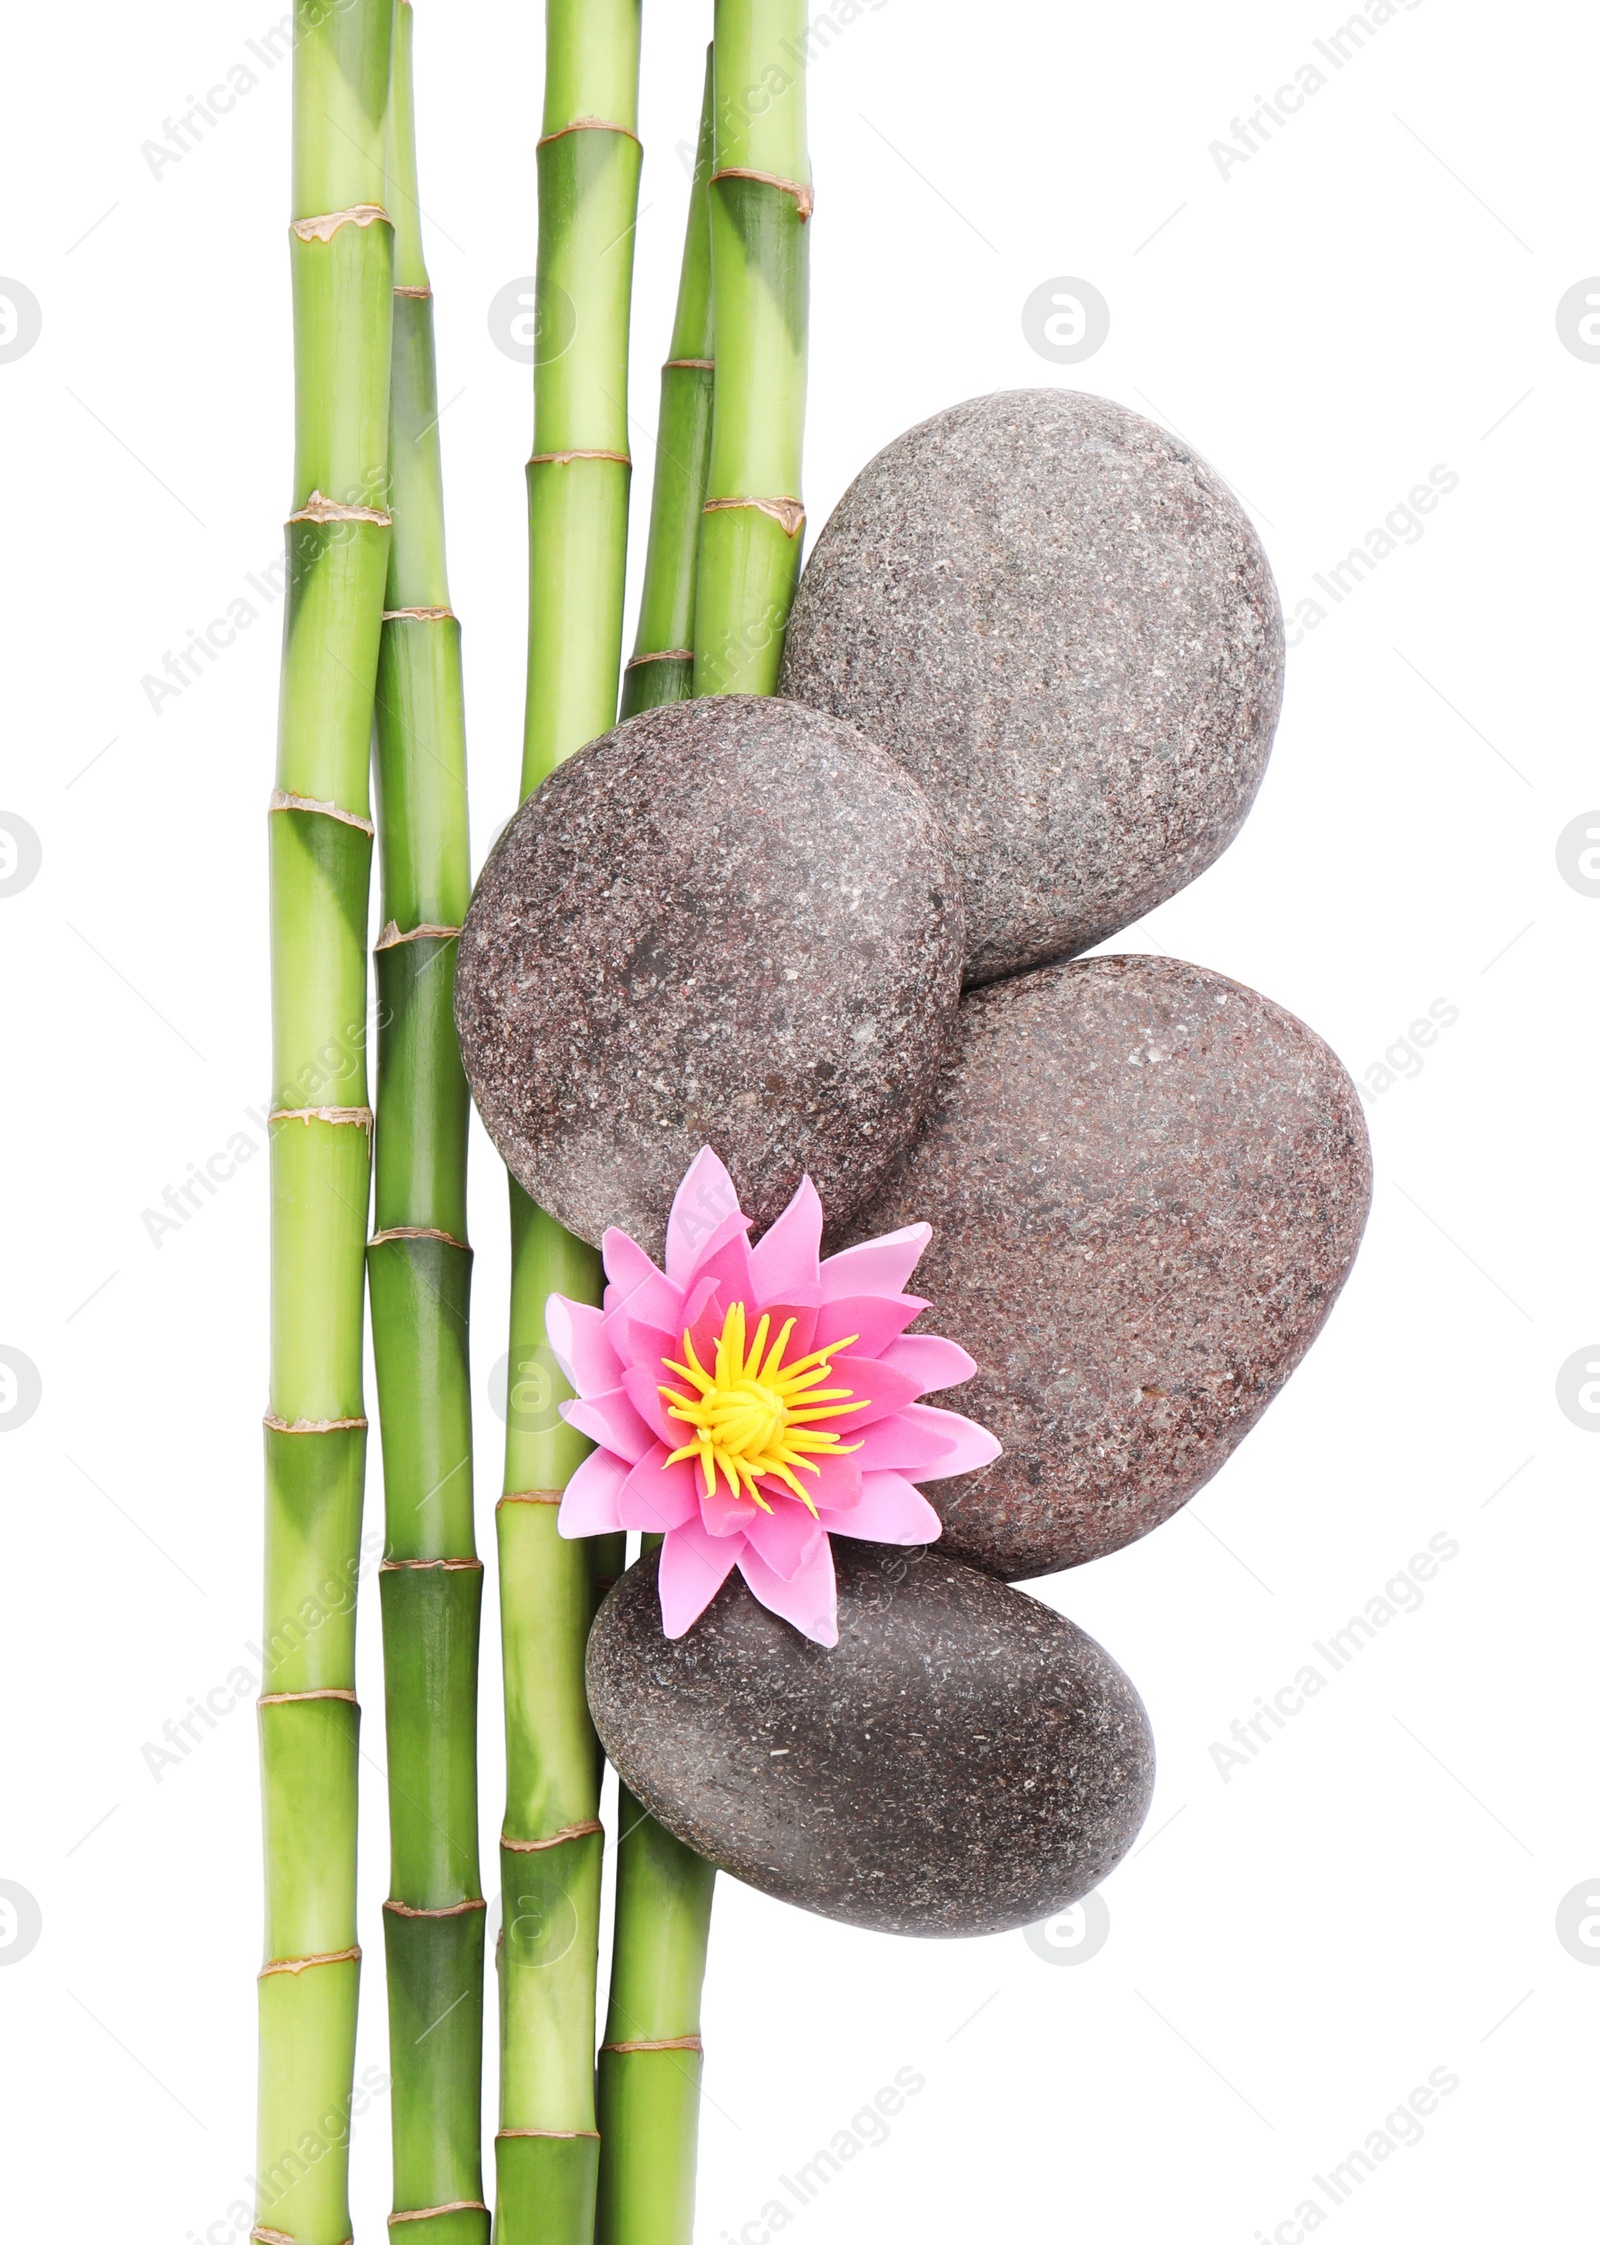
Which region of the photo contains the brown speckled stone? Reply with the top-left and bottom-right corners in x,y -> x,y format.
780,390 -> 1284,986
846,955 -> 1371,1579
587,1541 -> 1154,1937
454,695 -> 963,1251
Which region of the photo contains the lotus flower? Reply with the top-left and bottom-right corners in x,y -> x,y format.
547,1147 -> 1000,1646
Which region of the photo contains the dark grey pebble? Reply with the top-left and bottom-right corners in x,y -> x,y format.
586,1541 -> 1154,1937
454,694 -> 963,1251
780,389 -> 1284,985
846,954 -> 1372,1579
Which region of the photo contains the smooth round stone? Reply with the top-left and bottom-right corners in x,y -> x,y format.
454,695 -> 963,1251
587,1541 -> 1154,1937
780,389 -> 1284,986
845,955 -> 1372,1579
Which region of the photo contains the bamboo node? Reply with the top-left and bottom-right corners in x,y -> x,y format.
389,2207 -> 491,2226
258,1945 -> 361,1978
625,649 -> 695,670
393,284 -> 433,299
501,1820 -> 603,1852
267,788 -> 377,835
263,1412 -> 369,1433
383,1896 -> 488,1918
529,449 -> 632,468
267,1106 -> 374,1133
703,494 -> 807,539
664,357 -> 715,371
537,115 -> 642,148
287,491 -> 393,527
251,2229 -> 315,2245
368,1225 -> 471,1250
381,605 -> 455,621
257,1688 -> 359,1706
497,1489 -> 564,1506
711,166 -> 815,220
379,1556 -> 483,1572
602,2034 -> 704,2054
291,203 -> 391,242
496,2128 -> 600,2141
374,919 -> 462,949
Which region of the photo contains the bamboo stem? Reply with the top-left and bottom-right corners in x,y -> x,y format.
496,5 -> 642,2240
260,5 -> 393,2242
369,6 -> 486,2239
620,48 -> 716,720
693,2 -> 811,696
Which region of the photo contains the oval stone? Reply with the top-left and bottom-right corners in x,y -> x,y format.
845,955 -> 1372,1579
780,389 -> 1284,986
587,1540 -> 1154,1938
454,694 -> 963,1251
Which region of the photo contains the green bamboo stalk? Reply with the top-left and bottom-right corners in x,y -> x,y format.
497,5 -> 642,2241
368,6 -> 486,2240
259,5 -> 393,2243
692,2 -> 811,696
596,57 -> 728,2229
619,48 -> 716,719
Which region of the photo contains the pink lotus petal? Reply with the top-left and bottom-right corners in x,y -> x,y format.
824,1352 -> 923,1429
737,1536 -> 838,1647
560,1387 -> 653,1465
665,1147 -> 745,1282
818,1223 -> 932,1303
617,1446 -> 703,1532
749,1175 -> 824,1300
698,1482 -> 753,1538
690,1225 -> 756,1310
556,1446 -> 629,1537
879,1333 -> 978,1395
850,1410 -> 959,1473
544,1294 -> 622,1396
620,1362 -> 688,1450
812,1292 -> 928,1357
784,1445 -> 862,1512
657,1514 -> 743,1637
739,1493 -> 826,1581
820,1469 -> 942,1546
902,1402 -> 1003,1478
602,1228 -> 682,1330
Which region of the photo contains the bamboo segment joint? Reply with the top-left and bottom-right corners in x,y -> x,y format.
625,648 -> 695,670
381,605 -> 455,621
267,788 -> 377,836
263,1412 -> 369,1433
258,1688 -> 359,1706
497,1490 -> 564,1507
287,491 -> 393,527
369,1225 -> 471,1249
393,284 -> 433,299
379,1556 -> 483,1571
602,2034 -> 704,2054
253,2229 -> 351,2245
703,494 -> 806,538
710,167 -> 814,219
529,449 -> 632,467
374,920 -> 462,948
502,1820 -> 603,1852
291,204 -> 391,242
536,116 -> 642,148
664,357 -> 715,370
268,1106 -> 374,1132
389,2207 -> 491,2227
383,1896 -> 488,1918
258,1945 -> 362,1979
496,2129 -> 600,2141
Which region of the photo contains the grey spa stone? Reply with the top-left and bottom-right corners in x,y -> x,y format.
780,389 -> 1284,984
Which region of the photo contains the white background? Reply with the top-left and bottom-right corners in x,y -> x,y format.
0,0 -> 1590,2238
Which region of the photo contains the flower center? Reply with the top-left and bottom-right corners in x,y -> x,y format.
660,1301 -> 864,1511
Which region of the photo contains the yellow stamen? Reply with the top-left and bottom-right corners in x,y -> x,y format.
660,1301 -> 864,1513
